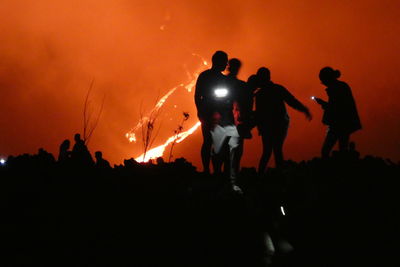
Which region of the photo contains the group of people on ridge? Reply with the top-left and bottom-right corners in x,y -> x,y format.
58,133 -> 111,169
195,50 -> 361,192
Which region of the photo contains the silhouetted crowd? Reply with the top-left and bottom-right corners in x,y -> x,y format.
0,131 -> 398,266
0,50 -> 395,266
195,51 -> 361,195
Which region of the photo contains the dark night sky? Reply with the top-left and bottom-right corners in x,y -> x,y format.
1,0 -> 399,167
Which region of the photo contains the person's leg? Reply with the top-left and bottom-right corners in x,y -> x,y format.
236,138 -> 244,166
201,122 -> 212,173
258,133 -> 273,174
321,128 -> 338,158
338,133 -> 350,152
215,140 -> 229,176
228,135 -> 242,191
273,122 -> 289,168
223,142 -> 230,177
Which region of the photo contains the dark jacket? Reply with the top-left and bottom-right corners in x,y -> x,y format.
322,81 -> 361,134
195,69 -> 236,126
255,81 -> 308,129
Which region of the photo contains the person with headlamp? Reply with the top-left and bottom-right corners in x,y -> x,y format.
195,51 -> 242,193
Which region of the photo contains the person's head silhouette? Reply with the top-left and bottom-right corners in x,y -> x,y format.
74,133 -> 81,143
228,58 -> 241,77
319,67 -> 341,86
211,51 -> 228,72
256,67 -> 271,84
60,139 -> 70,151
95,151 -> 102,161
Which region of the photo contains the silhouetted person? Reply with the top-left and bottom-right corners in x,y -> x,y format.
223,58 -> 253,181
71,133 -> 94,167
58,139 -> 71,162
245,74 -> 259,132
195,51 -> 243,192
314,67 -> 361,158
94,151 -> 111,169
227,58 -> 254,139
255,67 -> 312,173
195,51 -> 229,174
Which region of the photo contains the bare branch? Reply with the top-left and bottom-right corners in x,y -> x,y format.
86,94 -> 106,145
83,79 -> 95,143
168,112 -> 190,162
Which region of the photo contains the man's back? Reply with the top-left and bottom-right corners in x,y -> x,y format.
195,69 -> 230,123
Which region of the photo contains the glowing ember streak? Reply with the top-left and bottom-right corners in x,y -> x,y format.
192,53 -> 208,66
126,54 -> 208,162
135,122 -> 201,162
125,80 -> 193,144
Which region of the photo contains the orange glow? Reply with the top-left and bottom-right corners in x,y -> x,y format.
125,56 -> 206,161
135,121 -> 201,162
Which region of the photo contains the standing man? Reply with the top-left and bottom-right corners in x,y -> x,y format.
195,51 -> 242,193
195,50 -> 229,174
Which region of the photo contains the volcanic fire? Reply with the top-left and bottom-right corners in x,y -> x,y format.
135,121 -> 201,162
126,55 -> 207,162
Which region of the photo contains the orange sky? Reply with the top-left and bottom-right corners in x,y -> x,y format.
1,0 -> 399,168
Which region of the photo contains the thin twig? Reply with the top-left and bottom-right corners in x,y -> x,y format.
83,79 -> 95,143
86,94 -> 106,145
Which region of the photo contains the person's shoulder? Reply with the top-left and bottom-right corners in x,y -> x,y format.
198,69 -> 212,78
197,70 -> 207,77
267,82 -> 287,94
337,80 -> 350,89
227,76 -> 245,85
272,82 -> 286,90
202,68 -> 218,75
335,80 -> 352,94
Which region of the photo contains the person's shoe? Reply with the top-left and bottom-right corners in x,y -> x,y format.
231,184 -> 243,194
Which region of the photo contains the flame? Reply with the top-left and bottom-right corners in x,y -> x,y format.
126,54 -> 208,162
135,121 -> 201,162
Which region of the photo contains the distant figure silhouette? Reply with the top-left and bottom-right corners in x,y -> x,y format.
94,151 -> 111,169
71,133 -> 94,166
58,139 -> 71,162
314,67 -> 361,158
195,51 -> 229,174
255,67 -> 312,173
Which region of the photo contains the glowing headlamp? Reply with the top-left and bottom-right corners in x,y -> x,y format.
0,159 -> 6,165
214,88 -> 228,98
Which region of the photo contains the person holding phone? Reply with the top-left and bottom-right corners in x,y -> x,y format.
313,67 -> 361,158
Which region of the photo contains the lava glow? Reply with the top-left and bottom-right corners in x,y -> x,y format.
135,121 -> 201,162
126,55 -> 208,162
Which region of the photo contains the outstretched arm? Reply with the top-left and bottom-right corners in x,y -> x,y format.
282,87 -> 312,120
